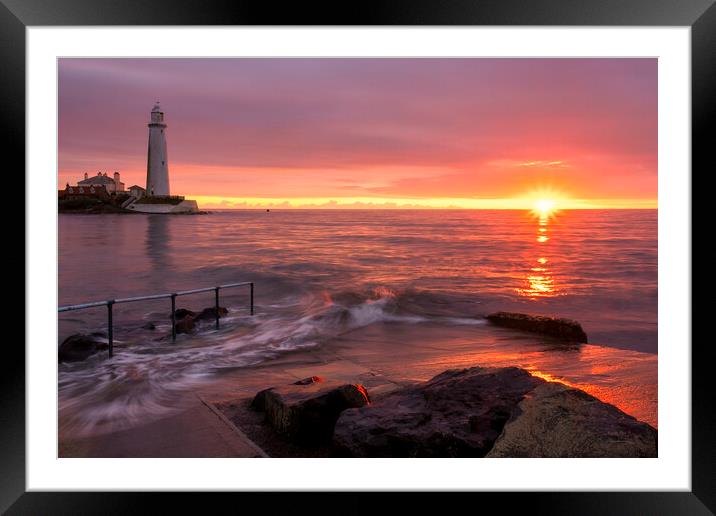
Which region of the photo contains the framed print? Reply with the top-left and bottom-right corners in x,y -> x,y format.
6,0 -> 713,513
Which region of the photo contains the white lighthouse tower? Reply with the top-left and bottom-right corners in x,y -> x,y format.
146,102 -> 170,196
126,101 -> 199,213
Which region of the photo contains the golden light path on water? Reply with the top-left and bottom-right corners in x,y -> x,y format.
516,202 -> 559,299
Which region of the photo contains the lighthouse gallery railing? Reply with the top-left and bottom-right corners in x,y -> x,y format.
58,281 -> 254,358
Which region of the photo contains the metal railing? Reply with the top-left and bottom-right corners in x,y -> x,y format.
58,281 -> 254,358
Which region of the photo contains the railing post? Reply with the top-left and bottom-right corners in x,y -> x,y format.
250,282 -> 254,315
215,286 -> 220,330
107,300 -> 114,358
171,294 -> 177,342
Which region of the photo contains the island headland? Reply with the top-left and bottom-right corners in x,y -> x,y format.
58,102 -> 202,215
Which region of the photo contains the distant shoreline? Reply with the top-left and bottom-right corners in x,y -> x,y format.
58,205 -> 135,215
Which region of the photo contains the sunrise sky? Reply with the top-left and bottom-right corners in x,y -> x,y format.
58,58 -> 657,209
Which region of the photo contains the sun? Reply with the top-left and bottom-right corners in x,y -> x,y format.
522,187 -> 566,218
534,199 -> 556,216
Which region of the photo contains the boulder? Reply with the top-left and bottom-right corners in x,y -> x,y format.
333,366 -> 657,458
195,306 -> 229,322
250,388 -> 273,412
173,308 -> 196,320
486,383 -> 657,457
58,334 -> 109,362
171,306 -> 228,334
486,312 -> 588,342
174,316 -> 195,334
333,366 -> 541,457
251,380 -> 370,444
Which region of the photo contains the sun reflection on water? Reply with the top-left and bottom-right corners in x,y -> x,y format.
516,212 -> 560,298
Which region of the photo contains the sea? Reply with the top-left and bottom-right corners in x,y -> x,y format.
58,209 -> 658,435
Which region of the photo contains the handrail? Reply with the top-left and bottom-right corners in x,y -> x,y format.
58,281 -> 255,358
58,300 -> 111,312
116,293 -> 172,304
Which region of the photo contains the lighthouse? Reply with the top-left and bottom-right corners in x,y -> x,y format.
146,102 -> 170,196
126,102 -> 199,213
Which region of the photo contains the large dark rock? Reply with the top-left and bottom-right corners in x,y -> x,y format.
333,366 -> 656,458
251,379 -> 370,444
333,366 -> 541,457
486,383 -> 657,457
486,312 -> 588,342
58,334 -> 108,362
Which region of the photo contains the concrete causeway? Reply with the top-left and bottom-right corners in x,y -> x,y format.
59,395 -> 266,458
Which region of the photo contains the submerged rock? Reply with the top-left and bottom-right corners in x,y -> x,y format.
195,306 -> 229,322
486,383 -> 657,457
173,308 -> 196,320
333,366 -> 656,458
333,366 -> 541,457
251,380 -> 370,444
174,316 -> 195,334
58,334 -> 109,362
486,312 -> 588,342
171,306 -> 228,334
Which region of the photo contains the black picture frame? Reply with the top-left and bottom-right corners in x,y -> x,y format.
5,0 -> 711,513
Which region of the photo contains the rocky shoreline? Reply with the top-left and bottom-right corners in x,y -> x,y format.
58,201 -> 135,214
219,365 -> 656,458
58,197 -> 209,214
59,311 -> 657,457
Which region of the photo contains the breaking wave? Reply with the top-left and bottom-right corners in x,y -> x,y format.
58,286 -> 485,437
